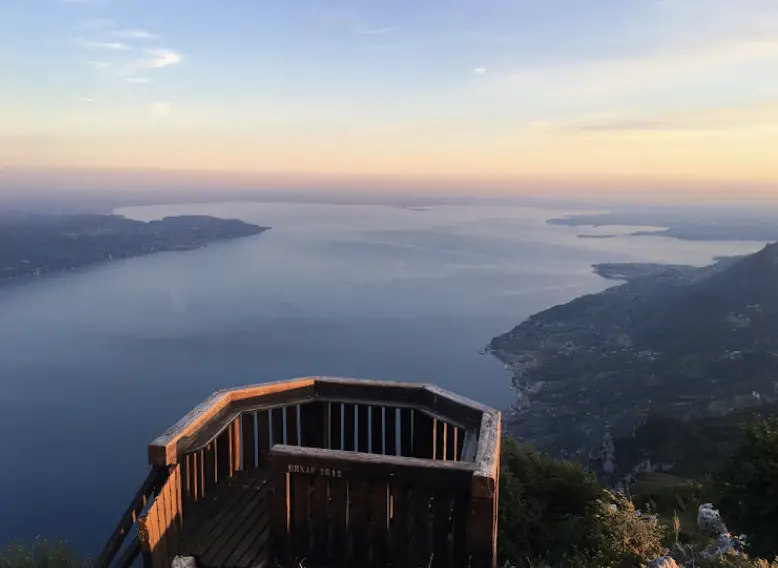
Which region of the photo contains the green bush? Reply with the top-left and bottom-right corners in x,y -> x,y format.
714,418 -> 778,559
0,538 -> 90,568
497,436 -> 665,567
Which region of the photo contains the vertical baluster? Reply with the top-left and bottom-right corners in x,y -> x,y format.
343,404 -> 356,452
257,410 -> 270,465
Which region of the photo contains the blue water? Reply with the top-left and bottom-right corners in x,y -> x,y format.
0,202 -> 766,554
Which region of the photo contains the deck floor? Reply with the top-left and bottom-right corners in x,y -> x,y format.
179,468 -> 271,568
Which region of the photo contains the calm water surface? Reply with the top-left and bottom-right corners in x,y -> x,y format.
0,202 -> 766,552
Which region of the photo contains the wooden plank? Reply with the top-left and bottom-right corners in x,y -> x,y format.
385,407 -> 397,456
389,483 -> 411,567
329,402 -> 342,450
268,445 -> 476,490
370,406 -> 384,454
357,405 -> 369,453
432,491 -> 452,568
413,411 -> 435,459
207,490 -> 271,568
409,488 -> 432,568
183,474 -> 265,555
467,496 -> 497,568
198,484 -> 270,566
350,481 -> 369,567
257,410 -> 270,465
291,474 -> 311,559
271,407 -> 284,446
233,522 -> 271,568
314,378 -> 426,407
270,472 -> 290,565
310,477 -> 329,562
300,402 -> 327,448
153,486 -> 170,568
286,405 -> 300,447
343,403 -> 356,452
329,477 -> 349,567
399,408 -> 413,457
473,411 -> 501,498
370,482 -> 389,566
452,493 -> 470,568
241,413 -> 257,470
94,467 -> 165,568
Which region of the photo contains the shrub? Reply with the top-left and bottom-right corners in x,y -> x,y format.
498,436 -> 665,567
0,537 -> 89,568
713,418 -> 778,559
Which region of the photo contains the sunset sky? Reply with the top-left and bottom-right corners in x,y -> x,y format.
2,0 -> 778,198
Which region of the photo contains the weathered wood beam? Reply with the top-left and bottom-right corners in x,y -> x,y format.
267,445 -> 478,489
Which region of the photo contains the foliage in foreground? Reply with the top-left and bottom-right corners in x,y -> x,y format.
497,436 -> 664,567
713,418 -> 778,560
0,538 -> 90,568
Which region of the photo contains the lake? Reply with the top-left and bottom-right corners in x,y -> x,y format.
0,201 -> 766,554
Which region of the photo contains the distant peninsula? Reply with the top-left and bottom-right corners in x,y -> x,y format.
0,214 -> 269,284
548,210 -> 778,241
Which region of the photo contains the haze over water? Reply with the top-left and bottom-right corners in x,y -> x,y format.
0,202 -> 767,553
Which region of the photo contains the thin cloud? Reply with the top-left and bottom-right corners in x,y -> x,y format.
139,49 -> 181,69
112,29 -> 158,40
531,100 -> 778,133
77,97 -> 96,103
87,61 -> 112,70
74,38 -> 131,51
473,67 -> 487,74
125,77 -> 151,84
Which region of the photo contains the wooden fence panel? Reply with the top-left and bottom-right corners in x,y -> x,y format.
138,465 -> 182,568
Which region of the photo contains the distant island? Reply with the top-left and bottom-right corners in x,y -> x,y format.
488,242 -> 778,480
548,210 -> 778,241
0,214 -> 269,284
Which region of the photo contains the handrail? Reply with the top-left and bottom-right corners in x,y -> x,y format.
94,467 -> 168,568
148,377 -> 500,479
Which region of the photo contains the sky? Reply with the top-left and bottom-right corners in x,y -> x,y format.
1,0 -> 778,201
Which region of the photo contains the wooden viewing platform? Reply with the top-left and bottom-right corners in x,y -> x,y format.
95,377 -> 501,568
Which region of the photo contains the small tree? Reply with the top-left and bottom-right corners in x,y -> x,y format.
714,418 -> 778,559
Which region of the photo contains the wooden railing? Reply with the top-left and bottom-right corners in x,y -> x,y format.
100,377 -> 501,568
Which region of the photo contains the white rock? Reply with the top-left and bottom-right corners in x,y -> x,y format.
171,556 -> 196,568
697,503 -> 728,536
647,556 -> 680,568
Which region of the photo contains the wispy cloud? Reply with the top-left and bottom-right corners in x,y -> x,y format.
473,67 -> 487,74
74,38 -> 131,51
76,97 -> 96,103
87,60 -> 112,70
111,29 -> 158,40
529,99 -> 778,133
125,77 -> 150,84
151,101 -> 172,117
